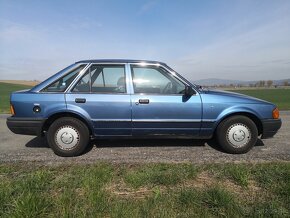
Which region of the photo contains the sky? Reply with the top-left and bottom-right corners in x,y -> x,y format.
0,0 -> 290,81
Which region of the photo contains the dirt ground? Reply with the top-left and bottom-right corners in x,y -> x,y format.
0,112 -> 289,165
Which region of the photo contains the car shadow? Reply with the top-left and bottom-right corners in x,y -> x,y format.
25,136 -> 49,148
207,138 -> 224,152
25,136 -> 95,155
91,138 -> 208,148
25,136 -> 265,154
255,138 -> 265,146
25,137 -> 208,149
207,138 -> 265,152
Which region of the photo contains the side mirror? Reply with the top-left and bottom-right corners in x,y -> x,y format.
184,85 -> 195,96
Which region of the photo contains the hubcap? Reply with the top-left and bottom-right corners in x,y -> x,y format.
226,123 -> 251,148
55,126 -> 80,150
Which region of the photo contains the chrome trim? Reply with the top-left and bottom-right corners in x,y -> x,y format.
67,62 -> 129,93
125,63 -> 134,94
67,92 -> 129,95
91,119 -> 202,123
92,119 -> 131,122
202,119 -> 216,123
36,60 -> 198,94
132,93 -> 194,97
129,62 -> 189,86
132,128 -> 198,129
39,63 -> 89,93
129,62 -> 199,95
66,63 -> 92,92
132,119 -> 201,123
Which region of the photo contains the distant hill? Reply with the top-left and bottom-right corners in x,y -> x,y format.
192,78 -> 290,86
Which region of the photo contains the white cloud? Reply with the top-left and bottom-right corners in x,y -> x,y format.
0,19 -> 38,43
67,18 -> 102,30
138,1 -> 157,15
174,11 -> 290,80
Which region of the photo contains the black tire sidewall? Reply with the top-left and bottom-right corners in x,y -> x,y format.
47,117 -> 89,157
216,116 -> 258,154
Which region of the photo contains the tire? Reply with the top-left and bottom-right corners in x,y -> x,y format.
216,115 -> 258,154
47,117 -> 90,157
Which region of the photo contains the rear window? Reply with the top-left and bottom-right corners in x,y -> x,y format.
42,65 -> 86,92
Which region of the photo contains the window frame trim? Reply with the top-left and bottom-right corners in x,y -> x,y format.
40,63 -> 89,93
130,64 -> 196,96
68,63 -> 128,94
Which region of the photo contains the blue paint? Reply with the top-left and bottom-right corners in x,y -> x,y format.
9,60 -> 280,139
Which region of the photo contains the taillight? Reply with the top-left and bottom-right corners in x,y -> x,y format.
272,107 -> 279,119
10,104 -> 15,116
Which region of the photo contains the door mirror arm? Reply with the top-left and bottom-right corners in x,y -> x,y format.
184,85 -> 195,96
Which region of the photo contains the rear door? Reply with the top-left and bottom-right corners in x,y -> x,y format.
65,64 -> 131,136
130,64 -> 202,137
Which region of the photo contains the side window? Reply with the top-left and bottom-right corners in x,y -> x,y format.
72,71 -> 91,92
42,65 -> 85,92
73,65 -> 126,93
131,66 -> 185,94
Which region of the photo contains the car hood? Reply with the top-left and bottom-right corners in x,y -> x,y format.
200,89 -> 272,105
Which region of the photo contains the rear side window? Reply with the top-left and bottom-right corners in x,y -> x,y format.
72,65 -> 126,93
42,65 -> 85,92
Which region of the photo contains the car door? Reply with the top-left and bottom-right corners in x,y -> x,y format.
65,64 -> 131,136
130,64 -> 202,137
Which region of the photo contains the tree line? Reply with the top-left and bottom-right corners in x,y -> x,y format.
211,80 -> 289,88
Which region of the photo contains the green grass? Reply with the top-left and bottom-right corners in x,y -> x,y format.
219,164 -> 250,187
124,163 -> 198,188
229,88 -> 290,110
0,162 -> 290,217
0,82 -> 32,113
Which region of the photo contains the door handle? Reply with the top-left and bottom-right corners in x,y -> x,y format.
138,99 -> 150,104
75,98 -> 86,103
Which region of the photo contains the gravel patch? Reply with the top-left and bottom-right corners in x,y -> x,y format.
1,112 -> 289,165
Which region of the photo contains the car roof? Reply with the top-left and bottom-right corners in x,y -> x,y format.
75,59 -> 166,65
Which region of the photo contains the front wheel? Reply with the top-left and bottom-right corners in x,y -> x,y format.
216,116 -> 258,154
47,117 -> 89,157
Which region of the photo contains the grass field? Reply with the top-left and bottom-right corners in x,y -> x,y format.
0,82 -> 32,113
0,162 -> 289,217
0,80 -> 39,86
229,88 -> 290,110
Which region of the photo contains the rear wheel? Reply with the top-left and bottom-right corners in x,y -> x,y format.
216,115 -> 258,154
47,117 -> 89,157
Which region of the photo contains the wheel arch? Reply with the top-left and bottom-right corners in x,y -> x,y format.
42,112 -> 93,135
214,112 -> 263,136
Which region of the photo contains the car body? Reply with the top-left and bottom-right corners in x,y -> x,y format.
7,59 -> 282,156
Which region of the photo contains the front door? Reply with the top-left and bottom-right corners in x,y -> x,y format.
130,65 -> 202,137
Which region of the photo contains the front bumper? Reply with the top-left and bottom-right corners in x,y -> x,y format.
261,118 -> 282,139
6,117 -> 46,136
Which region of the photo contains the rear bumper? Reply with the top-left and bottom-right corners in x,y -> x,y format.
261,118 -> 282,139
6,117 -> 46,136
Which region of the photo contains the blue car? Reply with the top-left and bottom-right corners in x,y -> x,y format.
7,60 -> 282,156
